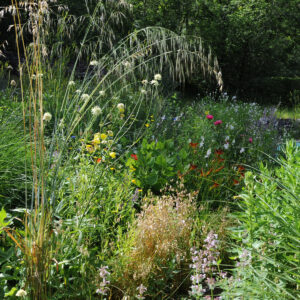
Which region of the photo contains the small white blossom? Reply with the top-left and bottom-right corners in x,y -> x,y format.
75,89 -> 81,94
43,112 -> 52,122
91,106 -> 102,116
117,103 -> 125,110
122,61 -> 131,68
90,60 -> 98,66
142,79 -> 148,85
240,147 -> 245,153
154,73 -> 162,81
229,125 -> 234,130
81,94 -> 90,101
68,80 -> 75,86
31,74 -> 36,80
205,148 -> 211,158
16,289 -> 27,297
224,143 -> 229,150
150,80 -> 159,86
10,80 -> 16,86
99,90 -> 105,96
141,89 -> 147,94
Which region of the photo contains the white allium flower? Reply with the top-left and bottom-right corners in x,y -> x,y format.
31,74 -> 36,80
81,94 -> 90,101
68,80 -> 75,86
224,143 -> 229,150
142,79 -> 148,85
141,89 -> 147,94
10,80 -> 16,86
150,80 -> 159,86
154,73 -> 162,81
99,90 -> 105,96
75,89 -> 81,94
90,60 -> 98,66
16,289 -> 27,297
240,147 -> 245,153
91,106 -> 102,116
117,103 -> 125,110
205,148 -> 211,158
43,112 -> 52,122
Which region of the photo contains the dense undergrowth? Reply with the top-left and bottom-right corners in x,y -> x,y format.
0,1 -> 299,299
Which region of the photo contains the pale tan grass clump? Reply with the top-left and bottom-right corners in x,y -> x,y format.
112,190 -> 197,297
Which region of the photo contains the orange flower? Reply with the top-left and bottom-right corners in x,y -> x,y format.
214,166 -> 224,173
238,165 -> 245,172
210,182 -> 220,190
96,158 -> 102,164
190,164 -> 197,170
189,142 -> 199,148
215,149 -> 224,156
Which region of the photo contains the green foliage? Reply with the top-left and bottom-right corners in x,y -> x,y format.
221,140 -> 300,299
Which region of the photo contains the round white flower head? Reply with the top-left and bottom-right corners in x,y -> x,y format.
141,89 -> 147,95
90,60 -> 98,66
150,80 -> 159,86
99,90 -> 105,96
10,80 -> 16,86
240,147 -> 245,153
68,81 -> 75,86
142,79 -> 148,85
91,106 -> 102,116
81,94 -> 90,101
117,103 -> 125,111
224,143 -> 229,150
154,74 -> 162,81
31,74 -> 36,80
75,89 -> 81,94
43,112 -> 52,122
16,289 -> 27,297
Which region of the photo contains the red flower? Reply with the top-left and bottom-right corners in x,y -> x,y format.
214,120 -> 222,125
206,114 -> 214,120
189,142 -> 199,148
190,164 -> 197,170
131,154 -> 138,160
249,137 -> 253,143
237,165 -> 245,172
215,149 -> 224,156
96,158 -> 102,164
233,179 -> 240,185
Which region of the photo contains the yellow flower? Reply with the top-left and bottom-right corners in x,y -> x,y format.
131,179 -> 136,184
86,145 -> 94,152
119,108 -> 125,113
110,167 -> 115,171
138,189 -> 143,192
109,152 -> 116,159
205,110 -> 210,115
130,165 -> 136,172
100,133 -> 108,140
120,114 -> 125,119
145,123 -> 150,128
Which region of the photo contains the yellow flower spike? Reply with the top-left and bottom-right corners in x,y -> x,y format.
145,123 -> 150,128
109,152 -> 116,159
100,133 -> 108,140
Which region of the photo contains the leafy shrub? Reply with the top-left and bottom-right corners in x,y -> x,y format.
220,140 -> 300,299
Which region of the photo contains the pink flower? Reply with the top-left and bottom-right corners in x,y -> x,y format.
214,120 -> 222,125
249,137 -> 253,143
206,115 -> 214,120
